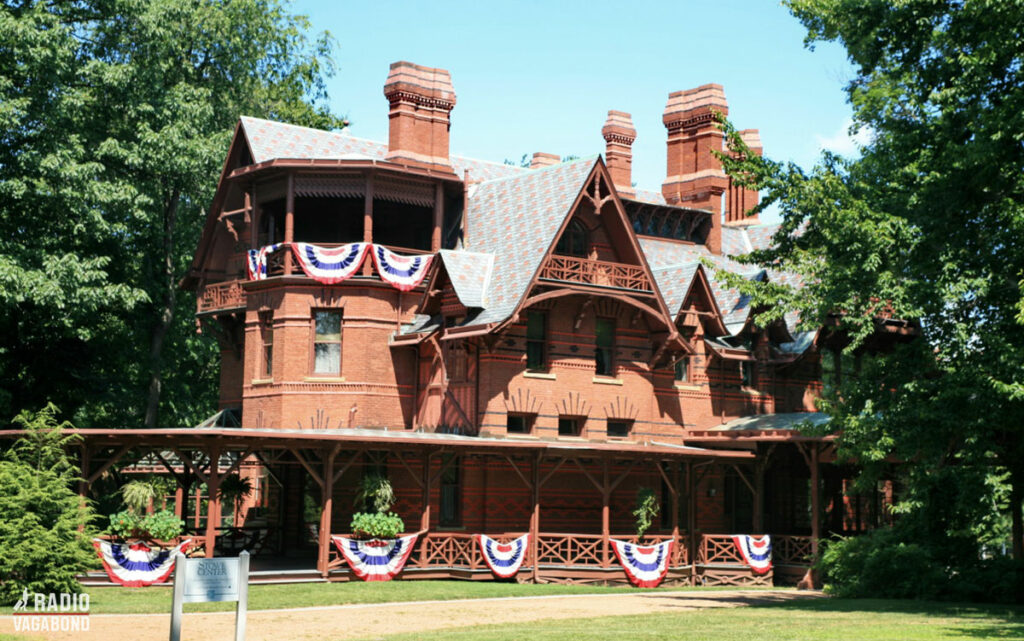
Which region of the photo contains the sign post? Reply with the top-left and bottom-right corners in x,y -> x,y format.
170,551 -> 249,641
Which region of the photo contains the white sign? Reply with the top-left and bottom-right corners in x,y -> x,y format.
170,551 -> 249,641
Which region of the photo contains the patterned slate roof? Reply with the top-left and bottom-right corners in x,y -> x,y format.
459,157 -> 599,328
436,250 -> 493,308
238,117 -> 526,182
650,263 -> 700,317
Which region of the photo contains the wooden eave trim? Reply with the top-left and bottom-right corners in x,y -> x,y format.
225,158 -> 462,183
685,429 -> 837,443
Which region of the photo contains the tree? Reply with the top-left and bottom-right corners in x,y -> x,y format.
719,0 -> 1024,569
0,0 -> 343,428
0,405 -> 95,603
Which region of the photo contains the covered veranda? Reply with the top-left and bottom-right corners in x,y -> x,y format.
0,426 -> 816,586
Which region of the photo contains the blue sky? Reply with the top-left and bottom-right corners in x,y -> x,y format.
293,0 -> 859,223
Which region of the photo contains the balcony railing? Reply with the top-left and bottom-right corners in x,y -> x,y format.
197,280 -> 245,314
539,255 -> 653,292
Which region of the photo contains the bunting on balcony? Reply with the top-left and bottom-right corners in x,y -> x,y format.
476,533 -> 529,579
246,243 -> 282,280
732,534 -> 772,574
92,539 -> 192,587
331,534 -> 419,582
371,245 -> 433,291
291,242 -> 370,284
610,538 -> 673,588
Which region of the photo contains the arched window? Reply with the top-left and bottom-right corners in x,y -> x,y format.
555,219 -> 588,257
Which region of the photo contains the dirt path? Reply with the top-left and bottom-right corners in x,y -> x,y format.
2,589 -> 822,641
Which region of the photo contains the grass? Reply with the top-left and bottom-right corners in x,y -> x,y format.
0,580 -> 734,615
352,598 -> 1024,641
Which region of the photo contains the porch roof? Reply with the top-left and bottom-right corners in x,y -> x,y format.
685,412 -> 834,443
0,426 -> 754,460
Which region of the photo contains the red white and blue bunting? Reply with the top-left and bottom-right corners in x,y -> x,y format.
610,538 -> 674,588
732,534 -> 772,574
92,538 -> 192,587
291,242 -> 370,285
476,534 -> 529,579
246,243 -> 282,280
331,534 -> 419,582
371,245 -> 433,292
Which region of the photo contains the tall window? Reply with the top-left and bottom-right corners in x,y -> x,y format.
439,454 -> 461,526
555,219 -> 588,257
595,317 -> 615,376
674,356 -> 690,383
312,310 -> 343,375
526,311 -> 547,371
259,312 -> 274,379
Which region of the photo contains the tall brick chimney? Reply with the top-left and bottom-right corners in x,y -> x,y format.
725,129 -> 763,226
662,84 -> 729,253
383,61 -> 456,172
530,152 -> 560,169
601,110 -> 636,197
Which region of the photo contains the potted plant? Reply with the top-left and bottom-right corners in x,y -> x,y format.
632,486 -> 660,544
350,474 -> 404,539
106,479 -> 184,545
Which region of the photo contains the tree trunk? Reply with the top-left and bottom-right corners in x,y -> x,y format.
144,188 -> 180,428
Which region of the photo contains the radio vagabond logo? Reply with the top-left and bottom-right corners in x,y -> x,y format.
12,588 -> 91,632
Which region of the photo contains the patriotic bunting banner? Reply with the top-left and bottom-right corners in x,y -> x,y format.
371,245 -> 433,292
246,243 -> 282,280
732,534 -> 772,574
610,539 -> 674,588
331,534 -> 419,582
291,242 -> 370,284
476,534 -> 529,579
92,539 -> 192,587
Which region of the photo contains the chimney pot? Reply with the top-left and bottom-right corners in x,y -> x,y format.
383,61 -> 457,171
602,110 -> 636,197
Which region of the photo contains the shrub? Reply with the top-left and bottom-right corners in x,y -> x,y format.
107,510 -> 142,539
350,512 -> 405,539
818,528 -> 944,599
0,405 -> 96,604
140,510 -> 184,541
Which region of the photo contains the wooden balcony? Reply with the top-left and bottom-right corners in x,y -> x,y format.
197,279 -> 246,315
539,255 -> 653,292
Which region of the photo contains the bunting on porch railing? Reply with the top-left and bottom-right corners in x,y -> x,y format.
92,539 -> 192,587
331,534 -> 419,582
371,245 -> 433,292
610,538 -> 673,588
476,534 -> 529,579
246,243 -> 282,280
291,242 -> 371,284
732,534 -> 772,574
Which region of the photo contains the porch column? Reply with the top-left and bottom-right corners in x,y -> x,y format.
363,173 -> 374,276
174,486 -> 184,519
686,461 -> 697,586
418,450 -> 432,568
670,461 -> 680,544
800,443 -> 821,589
318,448 -> 336,577
283,172 -> 294,275
246,188 -> 256,248
601,459 -> 610,568
431,183 -> 443,253
530,454 -> 540,583
204,447 -> 222,558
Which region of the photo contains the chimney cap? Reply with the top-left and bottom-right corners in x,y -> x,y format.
384,60 -> 456,106
738,129 -> 763,151
530,152 -> 560,170
664,84 -> 728,123
602,110 -> 637,144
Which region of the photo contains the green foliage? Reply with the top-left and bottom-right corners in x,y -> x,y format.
120,480 -> 157,513
349,512 -> 405,540
107,510 -> 141,539
140,510 -> 184,541
218,474 -> 254,505
0,0 -> 342,427
356,474 -> 397,514
717,0 -> 1024,584
0,405 -> 95,604
632,486 -> 660,542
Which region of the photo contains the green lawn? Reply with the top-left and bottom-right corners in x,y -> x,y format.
352,598 -> 1024,641
1,581 -> 722,615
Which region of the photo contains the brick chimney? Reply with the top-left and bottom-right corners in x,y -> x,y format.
662,84 -> 729,253
530,152 -> 560,169
725,129 -> 763,226
383,61 -> 456,172
601,110 -> 637,197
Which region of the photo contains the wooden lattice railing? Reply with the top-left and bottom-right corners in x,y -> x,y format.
697,534 -> 745,565
418,532 -> 482,569
772,535 -> 813,566
539,255 -> 653,292
537,533 -> 604,567
196,280 -> 245,314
